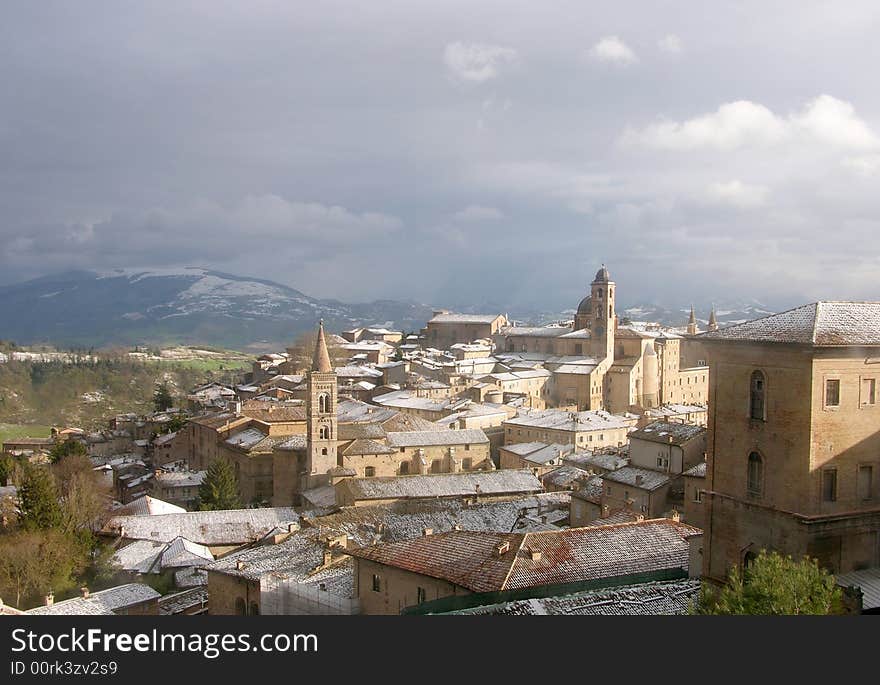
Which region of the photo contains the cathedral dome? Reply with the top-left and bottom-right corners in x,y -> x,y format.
577,295 -> 592,315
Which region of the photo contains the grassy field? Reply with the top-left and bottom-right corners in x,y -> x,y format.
0,422 -> 52,446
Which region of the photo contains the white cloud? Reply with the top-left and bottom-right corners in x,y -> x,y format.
706,180 -> 769,209
622,100 -> 787,150
793,95 -> 880,149
453,205 -> 504,222
623,95 -> 879,152
657,34 -> 683,54
589,36 -> 638,65
443,42 -> 517,83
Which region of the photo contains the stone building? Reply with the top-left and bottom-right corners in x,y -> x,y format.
700,302 -> 880,581
425,312 -> 508,350
491,266 -> 709,413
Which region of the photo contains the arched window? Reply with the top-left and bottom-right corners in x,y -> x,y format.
750,371 -> 765,420
399,462 -> 409,475
319,394 -> 330,414
234,598 -> 246,615
249,602 -> 259,616
319,426 -> 329,440
747,452 -> 763,496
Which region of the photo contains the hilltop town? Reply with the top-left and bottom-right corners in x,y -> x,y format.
1,266 -> 876,616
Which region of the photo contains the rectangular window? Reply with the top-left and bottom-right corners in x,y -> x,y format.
822,469 -> 837,502
462,458 -> 472,470
825,379 -> 840,407
417,587 -> 426,604
431,459 -> 442,473
858,465 -> 873,500
693,488 -> 704,503
371,574 -> 381,592
861,378 -> 876,406
364,466 -> 375,477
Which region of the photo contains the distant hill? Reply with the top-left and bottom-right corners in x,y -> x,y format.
0,269 -> 435,350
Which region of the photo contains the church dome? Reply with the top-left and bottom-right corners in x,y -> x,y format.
592,265 -> 611,283
577,295 -> 592,315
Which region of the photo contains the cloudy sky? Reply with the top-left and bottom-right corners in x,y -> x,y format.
2,1 -> 880,311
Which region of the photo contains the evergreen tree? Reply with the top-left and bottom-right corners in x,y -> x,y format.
18,462 -> 63,530
153,382 -> 175,412
693,549 -> 844,615
198,459 -> 241,511
48,438 -> 88,464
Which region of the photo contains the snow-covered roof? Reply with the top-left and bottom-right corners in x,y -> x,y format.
700,301 -> 880,346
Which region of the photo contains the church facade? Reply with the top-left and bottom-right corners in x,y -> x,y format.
493,266 -> 709,414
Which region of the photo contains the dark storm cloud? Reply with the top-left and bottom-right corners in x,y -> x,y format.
2,1 -> 880,309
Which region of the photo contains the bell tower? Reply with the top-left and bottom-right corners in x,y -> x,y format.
590,265 -> 615,361
306,320 -> 337,487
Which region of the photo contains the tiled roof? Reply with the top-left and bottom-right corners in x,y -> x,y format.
683,462 -> 707,478
158,588 -> 209,615
101,507 -> 300,545
386,428 -> 488,448
564,449 -> 629,473
381,412 -> 445,433
346,519 -> 700,592
571,475 -> 604,503
338,423 -> 387,441
541,465 -> 592,489
113,495 -> 186,517
429,313 -> 503,324
340,469 -> 542,502
505,408 -> 632,432
304,493 -> 571,545
342,438 -> 396,456
275,434 -> 307,451
629,421 -> 706,446
241,405 -> 307,423
836,567 -> 880,611
499,326 -> 573,338
26,584 -> 160,615
502,443 -> 571,465
603,466 -> 671,491
700,301 -> 880,346
336,399 -> 399,424
451,579 -> 701,615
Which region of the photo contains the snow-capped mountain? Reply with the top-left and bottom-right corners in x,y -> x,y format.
0,269 -> 434,349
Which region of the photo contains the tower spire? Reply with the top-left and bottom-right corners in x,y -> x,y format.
687,304 -> 697,335
708,305 -> 718,332
312,319 -> 333,373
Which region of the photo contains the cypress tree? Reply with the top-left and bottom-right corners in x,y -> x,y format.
18,462 -> 63,530
198,459 -> 241,511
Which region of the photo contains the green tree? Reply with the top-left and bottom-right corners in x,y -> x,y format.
153,382 -> 175,412
48,438 -> 88,465
0,529 -> 85,608
198,459 -> 241,511
693,550 -> 844,615
18,462 -> 63,530
0,452 -> 14,486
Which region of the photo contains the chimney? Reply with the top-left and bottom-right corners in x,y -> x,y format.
669,510 -> 680,522
495,541 -> 510,557
236,560 -> 246,571
453,524 -> 462,531
45,592 -> 54,607
288,522 -> 300,533
422,528 -> 433,537
635,513 -> 645,522
528,547 -> 542,561
80,586 -> 90,599
635,475 -> 644,487
601,504 -> 610,517
323,549 -> 333,566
